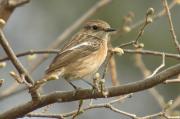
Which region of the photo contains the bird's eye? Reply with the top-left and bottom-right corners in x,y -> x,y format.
92,25 -> 98,30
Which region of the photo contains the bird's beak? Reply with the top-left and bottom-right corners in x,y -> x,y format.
105,28 -> 116,32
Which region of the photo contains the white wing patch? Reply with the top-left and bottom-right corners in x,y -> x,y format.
67,42 -> 90,51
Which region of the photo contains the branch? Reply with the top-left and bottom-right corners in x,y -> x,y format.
123,49 -> 180,60
0,63 -> 179,119
134,49 -> 165,108
113,1 -> 176,37
0,0 -> 29,26
27,110 -> 180,119
129,0 -> 176,32
0,29 -> 39,99
0,49 -> 58,61
161,0 -> 180,53
164,78 -> 180,84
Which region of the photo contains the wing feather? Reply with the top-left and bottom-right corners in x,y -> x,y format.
46,33 -> 101,74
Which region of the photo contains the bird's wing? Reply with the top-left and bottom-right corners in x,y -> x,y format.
45,33 -> 101,74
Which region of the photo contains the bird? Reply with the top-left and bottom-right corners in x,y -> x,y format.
36,20 -> 116,89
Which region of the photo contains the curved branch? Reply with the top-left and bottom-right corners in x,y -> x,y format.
0,63 -> 179,119
0,49 -> 59,61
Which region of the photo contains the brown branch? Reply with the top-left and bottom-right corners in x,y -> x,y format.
0,63 -> 179,119
134,49 -> 165,108
161,0 -> 180,53
27,108 -> 180,119
0,29 -> 39,100
0,49 -> 59,62
123,49 -> 180,60
164,78 -> 180,84
0,0 -> 29,26
27,96 -> 135,119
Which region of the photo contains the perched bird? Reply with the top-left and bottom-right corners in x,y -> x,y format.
36,20 -> 116,89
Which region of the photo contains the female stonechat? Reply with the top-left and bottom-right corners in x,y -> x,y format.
36,20 -> 116,89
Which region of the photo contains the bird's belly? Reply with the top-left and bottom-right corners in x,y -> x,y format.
63,47 -> 107,80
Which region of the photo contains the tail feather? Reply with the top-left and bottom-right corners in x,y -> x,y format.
34,70 -> 64,89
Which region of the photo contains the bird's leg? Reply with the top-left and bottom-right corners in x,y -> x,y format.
65,79 -> 78,89
65,79 -> 82,97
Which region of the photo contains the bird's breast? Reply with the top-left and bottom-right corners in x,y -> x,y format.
63,40 -> 108,80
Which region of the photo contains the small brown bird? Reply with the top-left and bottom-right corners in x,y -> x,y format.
37,20 -> 116,89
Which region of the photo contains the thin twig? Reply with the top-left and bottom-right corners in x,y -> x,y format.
0,0 -> 30,23
134,8 -> 153,44
147,53 -> 165,78
168,96 -> 180,111
28,95 -> 134,119
130,0 -> 176,32
161,0 -> 180,53
116,1 -> 176,47
0,49 -> 59,62
163,114 -> 180,119
27,113 -> 64,119
119,41 -> 135,48
134,49 -> 165,108
123,49 -> 180,60
27,104 -> 137,119
26,100 -> 180,119
0,29 -> 39,100
164,78 -> 180,84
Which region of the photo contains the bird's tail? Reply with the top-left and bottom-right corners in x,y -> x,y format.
33,70 -> 63,90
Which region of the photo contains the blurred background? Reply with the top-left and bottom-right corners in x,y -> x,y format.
0,0 -> 179,118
